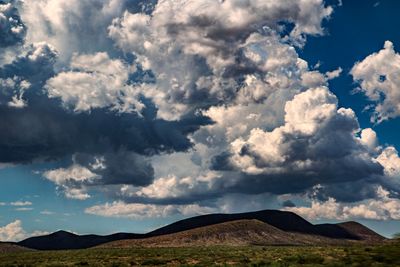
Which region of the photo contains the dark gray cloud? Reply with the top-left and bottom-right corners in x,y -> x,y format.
0,104 -> 210,163
0,0 -> 26,47
0,43 -> 57,82
125,0 -> 157,15
74,151 -> 155,187
282,200 -> 296,208
0,0 -> 215,198
0,40 -> 211,190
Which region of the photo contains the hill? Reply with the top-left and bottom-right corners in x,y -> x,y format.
146,209 -> 358,239
18,230 -> 144,250
17,209 -> 385,250
336,221 -> 386,242
0,242 -> 32,253
101,219 -> 346,248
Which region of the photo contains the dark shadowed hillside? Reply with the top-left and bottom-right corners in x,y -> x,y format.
336,221 -> 386,242
18,230 -> 144,250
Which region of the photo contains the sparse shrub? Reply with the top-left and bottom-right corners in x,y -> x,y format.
251,260 -> 270,266
141,258 -> 168,265
294,254 -> 324,265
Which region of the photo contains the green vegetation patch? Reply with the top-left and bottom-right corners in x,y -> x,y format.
0,242 -> 399,266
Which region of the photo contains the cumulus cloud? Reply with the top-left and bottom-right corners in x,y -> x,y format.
0,41 -> 57,86
0,3 -> 212,197
0,220 -> 27,241
43,163 -> 99,200
208,87 -> 383,200
351,41 -> 400,123
45,52 -> 143,113
20,0 -> 151,63
1,0 -> 400,223
119,170 -> 223,205
43,151 -> 156,199
0,26 -> 209,194
1,0 -> 338,204
377,146 -> 400,178
0,220 -> 48,242
108,0 -> 332,119
360,128 -> 379,151
285,187 -> 400,220
85,201 -> 216,219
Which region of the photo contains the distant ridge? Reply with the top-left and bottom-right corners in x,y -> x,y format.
18,230 -> 144,250
0,242 -> 32,253
336,221 -> 385,242
16,209 -> 385,250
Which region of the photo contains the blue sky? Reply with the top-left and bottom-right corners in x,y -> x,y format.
1,0 -> 400,241
302,0 -> 400,148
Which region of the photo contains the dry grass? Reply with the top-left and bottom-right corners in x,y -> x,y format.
0,242 -> 400,266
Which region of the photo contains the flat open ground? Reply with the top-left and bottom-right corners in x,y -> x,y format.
1,241 -> 399,266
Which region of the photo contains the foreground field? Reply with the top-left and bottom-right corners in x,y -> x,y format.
0,242 -> 399,266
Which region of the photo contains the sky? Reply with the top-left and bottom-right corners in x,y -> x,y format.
1,0 -> 400,241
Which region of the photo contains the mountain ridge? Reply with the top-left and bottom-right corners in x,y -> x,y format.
16,209 -> 386,250
101,219 -> 350,248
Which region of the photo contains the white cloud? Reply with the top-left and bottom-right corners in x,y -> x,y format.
45,52 -> 144,113
40,210 -> 55,215
43,164 -> 98,184
64,188 -> 91,200
108,0 -> 332,119
228,87 -> 375,178
194,37 -> 315,146
10,201 -> 32,206
132,171 -> 221,200
15,207 -> 33,211
284,187 -> 400,220
85,201 -> 216,219
0,220 -> 48,242
0,220 -> 26,242
377,146 -> 400,178
21,0 -> 131,63
360,128 -> 379,151
43,163 -> 99,200
351,41 -> 400,122
325,67 -> 342,80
